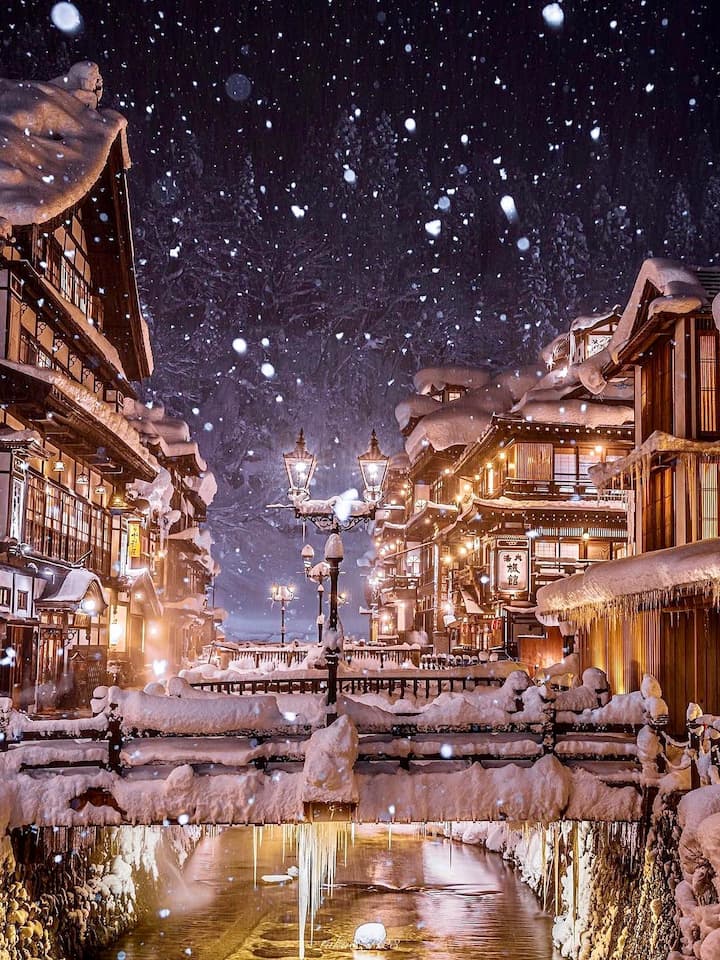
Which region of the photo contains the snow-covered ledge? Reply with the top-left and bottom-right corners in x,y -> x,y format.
589,430 -> 720,489
536,538 -> 720,628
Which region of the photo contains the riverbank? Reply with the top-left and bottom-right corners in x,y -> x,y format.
437,807 -> 681,959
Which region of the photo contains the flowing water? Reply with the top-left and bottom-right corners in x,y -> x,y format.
93,826 -> 560,960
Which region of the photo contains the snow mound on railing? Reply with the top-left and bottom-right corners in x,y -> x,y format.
302,715 -> 358,805
105,686 -> 295,735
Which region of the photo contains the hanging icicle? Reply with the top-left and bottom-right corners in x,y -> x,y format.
296,823 -> 349,960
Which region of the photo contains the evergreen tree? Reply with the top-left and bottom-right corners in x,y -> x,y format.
663,182 -> 697,260
699,175 -> 720,264
547,212 -> 591,319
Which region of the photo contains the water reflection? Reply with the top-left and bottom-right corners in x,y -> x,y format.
93,826 -> 559,960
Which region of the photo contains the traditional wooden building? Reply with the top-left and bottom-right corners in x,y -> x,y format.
0,63 -> 159,707
444,407 -> 632,665
125,401 -> 219,671
536,258 -> 720,729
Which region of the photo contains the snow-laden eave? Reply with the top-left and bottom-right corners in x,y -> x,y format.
413,365 -> 492,395
589,430 -> 720,489
0,358 -> 159,480
535,537 -> 720,627
472,495 -> 627,515
601,258 -> 712,378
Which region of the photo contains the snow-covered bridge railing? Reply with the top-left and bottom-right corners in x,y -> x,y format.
0,671 -> 671,829
188,666 -> 511,699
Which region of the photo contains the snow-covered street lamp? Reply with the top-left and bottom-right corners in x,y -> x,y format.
269,583 -> 295,646
357,430 -> 390,503
283,429 -> 317,500
273,428 -> 389,532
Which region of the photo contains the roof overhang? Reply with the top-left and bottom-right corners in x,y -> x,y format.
0,360 -> 156,482
36,569 -> 108,613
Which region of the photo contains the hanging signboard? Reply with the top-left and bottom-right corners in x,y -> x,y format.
495,538 -> 529,593
127,521 -> 142,559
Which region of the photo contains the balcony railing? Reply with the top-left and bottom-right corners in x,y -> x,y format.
499,476 -> 627,501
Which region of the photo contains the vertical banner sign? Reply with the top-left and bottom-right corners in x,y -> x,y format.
496,539 -> 529,593
127,521 -> 142,559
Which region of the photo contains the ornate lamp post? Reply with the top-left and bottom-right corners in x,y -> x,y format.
278,429 -> 389,532
357,430 -> 390,504
283,429 -> 317,501
324,533 -> 344,716
301,543 -> 328,646
269,583 -> 295,646
272,429 -> 389,723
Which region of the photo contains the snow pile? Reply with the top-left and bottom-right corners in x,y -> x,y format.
404,389 -> 510,461
301,714 -> 359,805
103,686 -> 298,735
356,754 -> 641,822
394,394 -> 440,431
413,366 -> 492,395
354,923 -> 387,949
674,787 -> 720,959
338,673 -> 548,732
515,397 -> 632,427
124,399 -> 208,474
0,62 -> 128,228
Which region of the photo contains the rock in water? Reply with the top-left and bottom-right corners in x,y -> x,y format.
353,922 -> 387,949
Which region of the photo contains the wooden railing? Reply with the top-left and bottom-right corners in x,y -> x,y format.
190,668 -> 510,700
0,708 -> 658,781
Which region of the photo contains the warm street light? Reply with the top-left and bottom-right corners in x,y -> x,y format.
301,542 -> 315,572
269,583 -> 295,645
283,429 -> 317,500
272,428 -> 389,532
357,429 -> 390,503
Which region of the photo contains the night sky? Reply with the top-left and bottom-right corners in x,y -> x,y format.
2,1 -> 720,639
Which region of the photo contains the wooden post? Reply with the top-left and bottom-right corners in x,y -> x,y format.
107,712 -> 123,774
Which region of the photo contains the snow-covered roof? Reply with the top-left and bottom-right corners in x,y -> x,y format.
589,430 -> 720,489
516,398 -> 633,427
535,537 -> 720,626
0,425 -> 46,454
35,568 -> 108,612
124,399 -> 208,473
608,258 -> 712,364
405,388 -> 512,462
413,365 -> 492,395
0,63 -> 129,229
472,495 -> 626,514
570,307 -> 620,335
185,470 -> 218,507
394,394 -> 439,431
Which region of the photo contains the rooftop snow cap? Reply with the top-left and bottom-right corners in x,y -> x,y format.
0,61 -> 128,230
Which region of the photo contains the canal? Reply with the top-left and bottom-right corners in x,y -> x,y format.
93,826 -> 560,960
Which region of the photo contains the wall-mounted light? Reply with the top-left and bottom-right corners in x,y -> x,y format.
53,459 -> 66,473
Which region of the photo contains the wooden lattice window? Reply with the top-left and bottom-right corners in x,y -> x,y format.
701,461 -> 720,539
699,330 -> 720,437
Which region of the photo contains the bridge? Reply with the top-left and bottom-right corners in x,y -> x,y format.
0,666 -> 669,829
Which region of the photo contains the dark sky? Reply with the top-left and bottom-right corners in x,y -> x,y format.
3,0 -> 720,640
